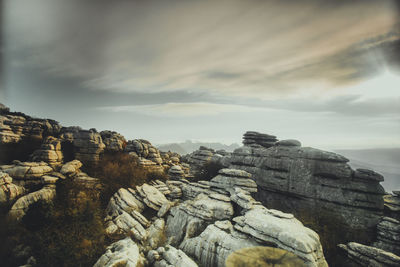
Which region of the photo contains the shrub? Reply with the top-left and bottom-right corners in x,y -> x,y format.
193,161 -> 224,181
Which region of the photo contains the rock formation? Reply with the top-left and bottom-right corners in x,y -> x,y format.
93,237 -> 145,267
1,161 -> 54,188
339,242 -> 400,267
373,217 -> 400,255
384,191 -> 400,221
30,136 -> 63,167
100,130 -> 127,152
242,131 -> 278,148
227,132 -> 386,252
0,171 -> 25,204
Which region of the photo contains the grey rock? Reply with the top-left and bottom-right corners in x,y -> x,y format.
154,245 -> 198,267
339,242 -> 400,267
93,237 -> 144,267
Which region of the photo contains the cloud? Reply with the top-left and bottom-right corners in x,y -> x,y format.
4,0 -> 399,100
98,102 -> 266,117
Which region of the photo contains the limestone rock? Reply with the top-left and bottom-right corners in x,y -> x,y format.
105,210 -> 148,242
165,193 -> 234,245
276,139 -> 302,147
8,185 -> 56,221
384,192 -> 400,221
242,131 -> 278,148
373,217 -> 400,255
100,130 -> 126,152
93,237 -> 144,267
146,218 -> 166,250
0,171 -> 25,204
153,245 -> 198,267
180,220 -> 260,267
1,161 -> 53,187
233,206 -> 327,266
168,165 -> 185,180
339,242 -> 400,267
30,136 -> 63,167
137,184 -> 169,211
60,160 -> 83,176
184,146 -> 215,172
60,127 -> 105,165
125,139 -> 163,166
229,133 -> 385,246
209,168 -> 257,194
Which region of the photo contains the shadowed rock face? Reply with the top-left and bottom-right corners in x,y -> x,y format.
0,106 -> 61,164
227,132 -> 386,261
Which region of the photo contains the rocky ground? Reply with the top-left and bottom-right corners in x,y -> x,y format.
1,104 -> 399,267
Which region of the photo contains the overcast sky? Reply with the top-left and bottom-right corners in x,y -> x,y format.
1,0 -> 400,150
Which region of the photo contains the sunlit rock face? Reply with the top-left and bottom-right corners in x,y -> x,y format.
228,132 -> 385,253
0,105 -> 61,164
30,136 -> 63,168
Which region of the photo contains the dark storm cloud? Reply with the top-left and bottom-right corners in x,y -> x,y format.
2,0 -> 400,148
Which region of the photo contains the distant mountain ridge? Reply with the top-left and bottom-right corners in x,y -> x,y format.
157,140 -> 240,155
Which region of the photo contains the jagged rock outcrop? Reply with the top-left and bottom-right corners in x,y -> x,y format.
126,139 -> 163,165
149,245 -> 198,267
60,127 -> 105,165
93,237 -> 145,267
339,242 -> 400,267
183,146 -> 215,171
373,217 -> 400,255
100,130 -> 127,152
30,136 -> 63,167
8,184 -> 56,220
228,132 -> 385,250
1,161 -> 53,187
0,171 -> 25,204
384,191 -> 400,221
60,160 -> 83,177
167,165 -> 185,180
242,131 -> 278,148
0,105 -> 61,163
209,168 -> 257,194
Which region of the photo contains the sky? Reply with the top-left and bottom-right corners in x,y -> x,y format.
1,0 -> 400,150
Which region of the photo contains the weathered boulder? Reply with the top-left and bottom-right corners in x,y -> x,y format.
373,217 -> 400,255
137,184 -> 169,211
100,130 -> 126,152
183,146 -> 215,172
168,165 -> 185,180
384,191 -> 400,221
8,185 -> 56,220
209,168 -> 257,194
125,139 -> 163,166
339,242 -> 400,267
60,160 -> 83,177
242,131 -> 278,148
0,171 -> 25,204
180,220 -> 260,267
93,237 -> 145,267
165,193 -> 234,246
152,245 -> 198,267
30,136 -> 63,168
233,206 -> 327,266
1,161 -> 53,187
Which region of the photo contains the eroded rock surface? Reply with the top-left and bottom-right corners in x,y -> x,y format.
339,242 -> 400,267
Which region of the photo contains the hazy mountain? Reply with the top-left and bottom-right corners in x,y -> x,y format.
157,140 -> 240,155
335,148 -> 400,192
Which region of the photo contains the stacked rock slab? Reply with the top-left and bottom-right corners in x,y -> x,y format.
93,237 -> 145,267
60,127 -> 105,165
0,161 -> 53,188
168,165 -> 185,180
339,242 -> 400,267
149,245 -> 198,267
0,171 -> 25,204
0,105 -> 61,163
229,132 -> 385,251
384,191 -> 400,221
183,146 -> 215,173
373,217 -> 400,255
242,131 -> 277,148
30,136 -> 63,168
100,130 -> 126,152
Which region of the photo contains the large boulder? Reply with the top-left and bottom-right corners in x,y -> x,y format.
0,171 -> 25,204
93,237 -> 145,267
30,136 -> 63,168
